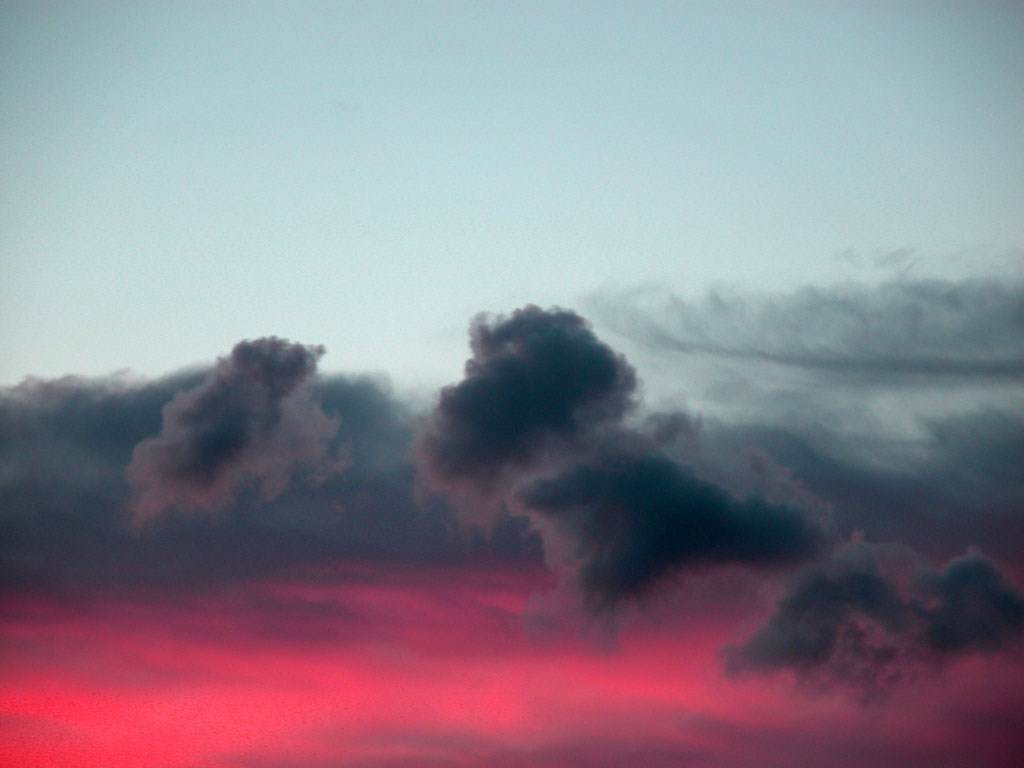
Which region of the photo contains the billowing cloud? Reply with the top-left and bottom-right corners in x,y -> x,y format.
126,337 -> 342,522
919,551 -> 1024,654
420,306 -> 825,610
727,543 -> 913,696
587,278 -> 1024,564
0,361 -> 540,602
730,544 -> 1024,697
418,306 -> 637,494
3,292 -> 1024,766
519,450 -> 824,609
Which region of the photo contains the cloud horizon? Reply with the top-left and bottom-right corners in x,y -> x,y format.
3,276 -> 1023,766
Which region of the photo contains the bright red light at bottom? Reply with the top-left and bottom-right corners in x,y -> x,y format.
2,566 -> 1022,768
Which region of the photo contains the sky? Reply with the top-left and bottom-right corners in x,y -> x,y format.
2,2 -> 1023,767
2,1 -> 1023,386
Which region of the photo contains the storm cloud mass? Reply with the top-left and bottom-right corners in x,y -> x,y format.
126,337 -> 340,522
4,292 -> 1022,656
418,306 -> 828,609
418,305 -> 637,493
2,286 -> 1024,767
919,550 -> 1024,654
519,451 -> 824,609
731,545 -> 1024,698
0,355 -> 540,601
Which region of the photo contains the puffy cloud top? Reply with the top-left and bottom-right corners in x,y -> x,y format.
419,306 -> 636,492
127,337 -> 340,522
730,544 -> 1024,698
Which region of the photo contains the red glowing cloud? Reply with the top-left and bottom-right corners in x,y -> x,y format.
3,564 -> 1022,768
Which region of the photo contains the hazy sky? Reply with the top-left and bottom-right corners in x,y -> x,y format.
2,1 -> 1022,385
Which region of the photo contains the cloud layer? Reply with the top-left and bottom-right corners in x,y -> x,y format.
419,306 -> 826,609
2,282 -> 1022,758
0,357 -> 540,602
595,278 -> 1024,381
730,544 -> 1024,698
127,338 -> 341,522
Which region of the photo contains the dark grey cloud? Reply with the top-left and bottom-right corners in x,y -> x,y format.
4,292 -> 1022,699
126,337 -> 342,522
727,543 -> 912,696
519,450 -> 824,610
587,280 -> 1024,573
0,362 -> 541,603
419,305 -> 825,610
586,278 -> 1024,562
730,544 -> 1024,697
699,408 -> 1024,562
594,278 -> 1024,381
418,306 -> 637,494
918,551 -> 1024,654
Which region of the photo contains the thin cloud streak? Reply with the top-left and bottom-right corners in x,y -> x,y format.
593,278 -> 1024,381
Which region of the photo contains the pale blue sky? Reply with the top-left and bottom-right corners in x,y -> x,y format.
2,1 -> 1022,386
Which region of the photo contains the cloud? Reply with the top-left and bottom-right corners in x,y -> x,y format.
584,277 -> 1024,563
417,306 -> 637,495
918,551 -> 1024,654
594,278 -> 1024,381
126,337 -> 342,522
0,360 -> 541,602
518,450 -> 824,610
419,305 -> 824,610
701,408 -> 1024,562
729,543 -> 1024,698
727,543 -> 912,696
2,291 -> 1024,768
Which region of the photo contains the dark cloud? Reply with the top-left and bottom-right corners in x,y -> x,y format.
519,451 -> 824,610
594,278 -> 1024,381
699,408 -> 1024,562
730,544 -> 1024,697
0,362 -> 541,603
126,337 -> 342,522
589,279 -> 1023,557
727,543 -> 911,696
586,279 -> 1023,572
918,551 -> 1024,654
4,294 -> 1021,702
418,306 -> 637,494
418,305 -> 824,610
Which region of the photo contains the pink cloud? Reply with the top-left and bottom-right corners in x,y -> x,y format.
2,564 -> 1022,768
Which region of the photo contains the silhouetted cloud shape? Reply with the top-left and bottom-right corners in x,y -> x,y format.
728,544 -> 909,691
418,306 -> 637,493
588,277 -> 1024,563
918,551 -> 1024,653
4,294 -> 1022,702
419,305 -> 825,610
595,278 -> 1024,381
520,451 -> 824,609
0,367 -> 540,602
730,544 -> 1024,697
708,409 -> 1024,562
126,337 -> 341,522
